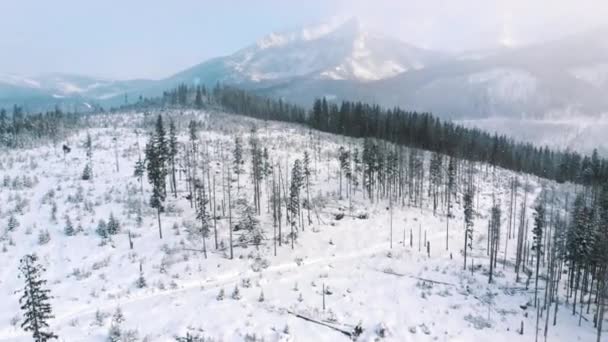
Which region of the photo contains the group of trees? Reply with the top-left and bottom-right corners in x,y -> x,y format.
561,186 -> 608,340
482,179 -> 608,341
308,98 -> 607,187
0,106 -> 81,148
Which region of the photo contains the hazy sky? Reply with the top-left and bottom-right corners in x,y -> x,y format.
1,0 -> 606,80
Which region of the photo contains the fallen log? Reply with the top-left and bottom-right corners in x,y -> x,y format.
287,310 -> 352,338
378,269 -> 456,286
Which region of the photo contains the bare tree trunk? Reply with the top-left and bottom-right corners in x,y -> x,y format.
157,207 -> 163,239
212,174 -> 218,249
446,189 -> 450,251
597,271 -> 606,342
272,166 -> 277,256
228,168 -> 233,260
278,162 -> 283,246
388,193 -> 393,249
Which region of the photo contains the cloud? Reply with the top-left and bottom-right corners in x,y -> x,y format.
334,0 -> 608,51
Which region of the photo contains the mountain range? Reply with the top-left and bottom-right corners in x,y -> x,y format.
2,18 -> 608,123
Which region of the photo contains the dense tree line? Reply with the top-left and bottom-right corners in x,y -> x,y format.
148,84 -> 607,187
307,98 -> 607,187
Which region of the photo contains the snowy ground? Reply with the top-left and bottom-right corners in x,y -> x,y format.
0,110 -> 601,341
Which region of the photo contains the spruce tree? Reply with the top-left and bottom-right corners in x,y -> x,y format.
145,118 -> 168,239
188,120 -> 198,143
81,163 -> 92,180
195,86 -> 203,108
237,198 -> 261,248
7,214 -> 19,232
303,151 -> 312,224
83,132 -> 93,180
96,219 -> 108,240
233,135 -> 244,191
107,213 -> 120,235
338,146 -> 349,198
195,183 -> 210,258
18,254 -> 57,341
64,215 -> 75,236
533,202 -> 545,307
136,262 -> 146,288
463,190 -> 474,270
489,203 -> 501,283
84,132 -> 92,159
154,114 -> 169,195
133,158 -> 145,192
168,118 -> 178,198
288,159 -> 303,248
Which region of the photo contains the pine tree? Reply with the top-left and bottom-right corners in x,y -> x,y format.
107,323 -> 121,342
64,215 -> 75,236
463,190 -> 474,270
533,202 -> 545,307
168,118 -> 178,197
195,86 -> 203,108
286,159 -> 304,249
352,148 -> 361,191
233,135 -> 244,191
83,132 -> 93,180
7,214 -> 19,232
338,146 -> 349,198
145,117 -> 168,239
196,183 -> 210,258
231,285 -> 241,300
133,158 -> 145,191
237,199 -> 262,248
96,219 -> 108,240
50,202 -> 57,223
112,307 -> 125,325
188,120 -> 198,143
249,128 -> 264,213
18,254 -> 57,341
216,288 -> 225,301
489,203 -> 501,283
303,150 -> 312,224
84,132 -> 93,159
429,152 -> 442,215
81,163 -> 92,180
446,156 -> 456,250
155,115 -> 169,193
107,307 -> 125,342
136,262 -> 146,288
107,213 -> 120,235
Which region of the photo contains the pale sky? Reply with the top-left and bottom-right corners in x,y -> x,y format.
1,0 -> 606,80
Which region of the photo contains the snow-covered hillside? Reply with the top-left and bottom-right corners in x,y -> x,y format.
169,18 -> 445,86
0,110 -> 601,341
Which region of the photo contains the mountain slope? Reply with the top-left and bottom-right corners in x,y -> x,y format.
0,73 -> 150,111
362,27 -> 608,119
165,18 -> 446,87
3,21 -> 608,125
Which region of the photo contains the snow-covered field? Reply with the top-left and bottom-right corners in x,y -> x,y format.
0,110 -> 601,341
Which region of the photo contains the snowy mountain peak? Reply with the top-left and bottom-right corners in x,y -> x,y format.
198,17 -> 445,83
255,18 -> 361,50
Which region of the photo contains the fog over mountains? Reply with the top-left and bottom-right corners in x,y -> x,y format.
3,18 -> 608,141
